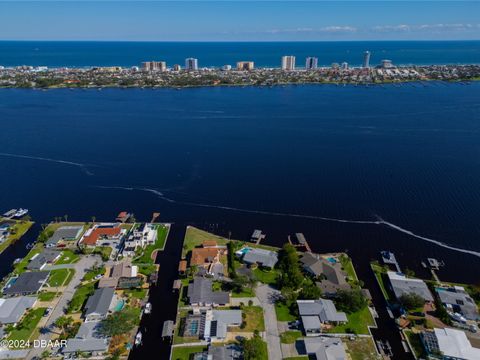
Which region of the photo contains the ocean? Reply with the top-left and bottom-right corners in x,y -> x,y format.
1,40 -> 480,67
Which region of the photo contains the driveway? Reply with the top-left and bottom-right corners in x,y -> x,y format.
27,255 -> 102,360
256,284 -> 283,360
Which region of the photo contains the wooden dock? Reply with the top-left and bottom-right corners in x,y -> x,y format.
151,212 -> 160,223
288,233 -> 312,252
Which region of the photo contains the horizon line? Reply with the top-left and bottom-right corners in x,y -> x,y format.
1,39 -> 480,43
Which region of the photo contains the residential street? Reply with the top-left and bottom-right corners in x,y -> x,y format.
256,284 -> 283,360
27,255 -> 101,360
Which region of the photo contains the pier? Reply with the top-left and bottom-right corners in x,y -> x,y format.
250,229 -> 266,244
287,232 -> 312,252
381,251 -> 401,273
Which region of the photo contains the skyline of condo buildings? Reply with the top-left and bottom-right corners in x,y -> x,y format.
185,57 -> 198,71
281,55 -> 296,70
141,52 -> 373,71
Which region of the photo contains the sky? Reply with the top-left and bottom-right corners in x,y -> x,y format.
0,1 -> 479,41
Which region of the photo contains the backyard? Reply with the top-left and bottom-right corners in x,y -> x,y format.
326,306 -> 375,335
133,223 -> 170,264
6,308 -> 46,343
171,345 -> 207,360
67,281 -> 96,313
48,268 -> 75,287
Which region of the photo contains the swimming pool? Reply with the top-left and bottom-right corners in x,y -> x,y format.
327,257 -> 337,264
114,299 -> 125,312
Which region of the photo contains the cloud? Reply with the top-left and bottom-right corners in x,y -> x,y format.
265,26 -> 357,34
372,23 -> 480,33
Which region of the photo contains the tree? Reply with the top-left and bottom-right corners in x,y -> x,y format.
299,280 -> 321,300
399,293 -> 425,310
231,275 -> 248,293
99,308 -> 138,337
243,331 -> 268,360
335,289 -> 367,313
55,315 -> 74,333
277,243 -> 303,290
64,214 -> 69,222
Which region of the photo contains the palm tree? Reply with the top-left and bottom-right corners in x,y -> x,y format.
64,214 -> 68,223
91,216 -> 96,224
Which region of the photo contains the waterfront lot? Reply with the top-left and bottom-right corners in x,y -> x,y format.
0,219 -> 34,253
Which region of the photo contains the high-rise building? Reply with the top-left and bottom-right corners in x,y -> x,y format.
363,51 -> 371,68
185,58 -> 198,71
236,61 -> 254,71
141,61 -> 167,72
305,57 -> 318,70
173,64 -> 182,71
222,65 -> 232,71
281,56 -> 296,70
381,59 -> 394,69
341,62 -> 349,70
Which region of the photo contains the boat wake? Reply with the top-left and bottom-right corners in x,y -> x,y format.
0,152 -> 94,176
95,185 -> 480,258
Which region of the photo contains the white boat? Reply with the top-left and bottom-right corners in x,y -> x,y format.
134,331 -> 142,346
13,208 -> 29,218
144,302 -> 152,314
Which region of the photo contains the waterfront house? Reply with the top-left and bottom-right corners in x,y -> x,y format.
26,249 -> 61,270
0,296 -> 37,325
80,223 -> 125,247
46,225 -> 83,248
303,337 -> 347,360
237,247 -> 278,269
98,258 -> 140,289
84,287 -> 115,322
187,277 -> 229,307
3,271 -> 49,296
297,299 -> 347,336
436,286 -> 479,321
387,271 -> 434,302
300,253 -> 351,296
122,223 -> 157,256
184,309 -> 242,341
62,338 -> 109,357
421,327 -> 480,360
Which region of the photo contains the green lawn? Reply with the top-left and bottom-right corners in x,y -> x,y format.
0,220 -> 34,253
405,330 -> 427,359
326,306 -> 375,335
280,330 -> 303,344
137,264 -> 157,276
231,287 -> 255,297
171,345 -> 207,360
339,254 -> 358,283
123,288 -> 147,299
133,224 -> 170,264
345,337 -> 380,360
182,226 -> 230,258
371,263 -> 392,301
38,291 -> 57,302
48,269 -> 75,287
235,306 -> 265,332
275,301 -> 297,322
93,246 -> 112,261
55,250 -> 80,265
83,266 -> 105,281
67,282 -> 96,313
7,308 -> 46,344
13,245 -> 43,274
253,268 -> 278,285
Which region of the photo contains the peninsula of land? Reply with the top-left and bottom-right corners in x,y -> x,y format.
1,64 -> 479,89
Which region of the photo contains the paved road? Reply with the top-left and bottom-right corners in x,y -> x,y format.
27,255 -> 102,360
43,263 -> 76,271
256,284 -> 283,360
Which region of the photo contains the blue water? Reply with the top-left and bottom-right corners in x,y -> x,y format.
1,41 -> 480,67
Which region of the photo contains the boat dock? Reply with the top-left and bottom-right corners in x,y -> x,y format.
151,212 -> 160,223
381,251 -> 401,272
287,232 -> 312,252
250,229 -> 266,244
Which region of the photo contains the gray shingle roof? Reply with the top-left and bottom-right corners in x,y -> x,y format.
46,226 -> 83,246
187,277 -> 229,306
304,337 -> 347,360
437,288 -> 479,320
298,299 -> 347,323
0,296 -> 36,324
63,339 -> 108,353
387,272 -> 433,302
3,271 -> 49,296
84,288 -> 114,317
242,248 -> 278,268
27,250 -> 60,270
